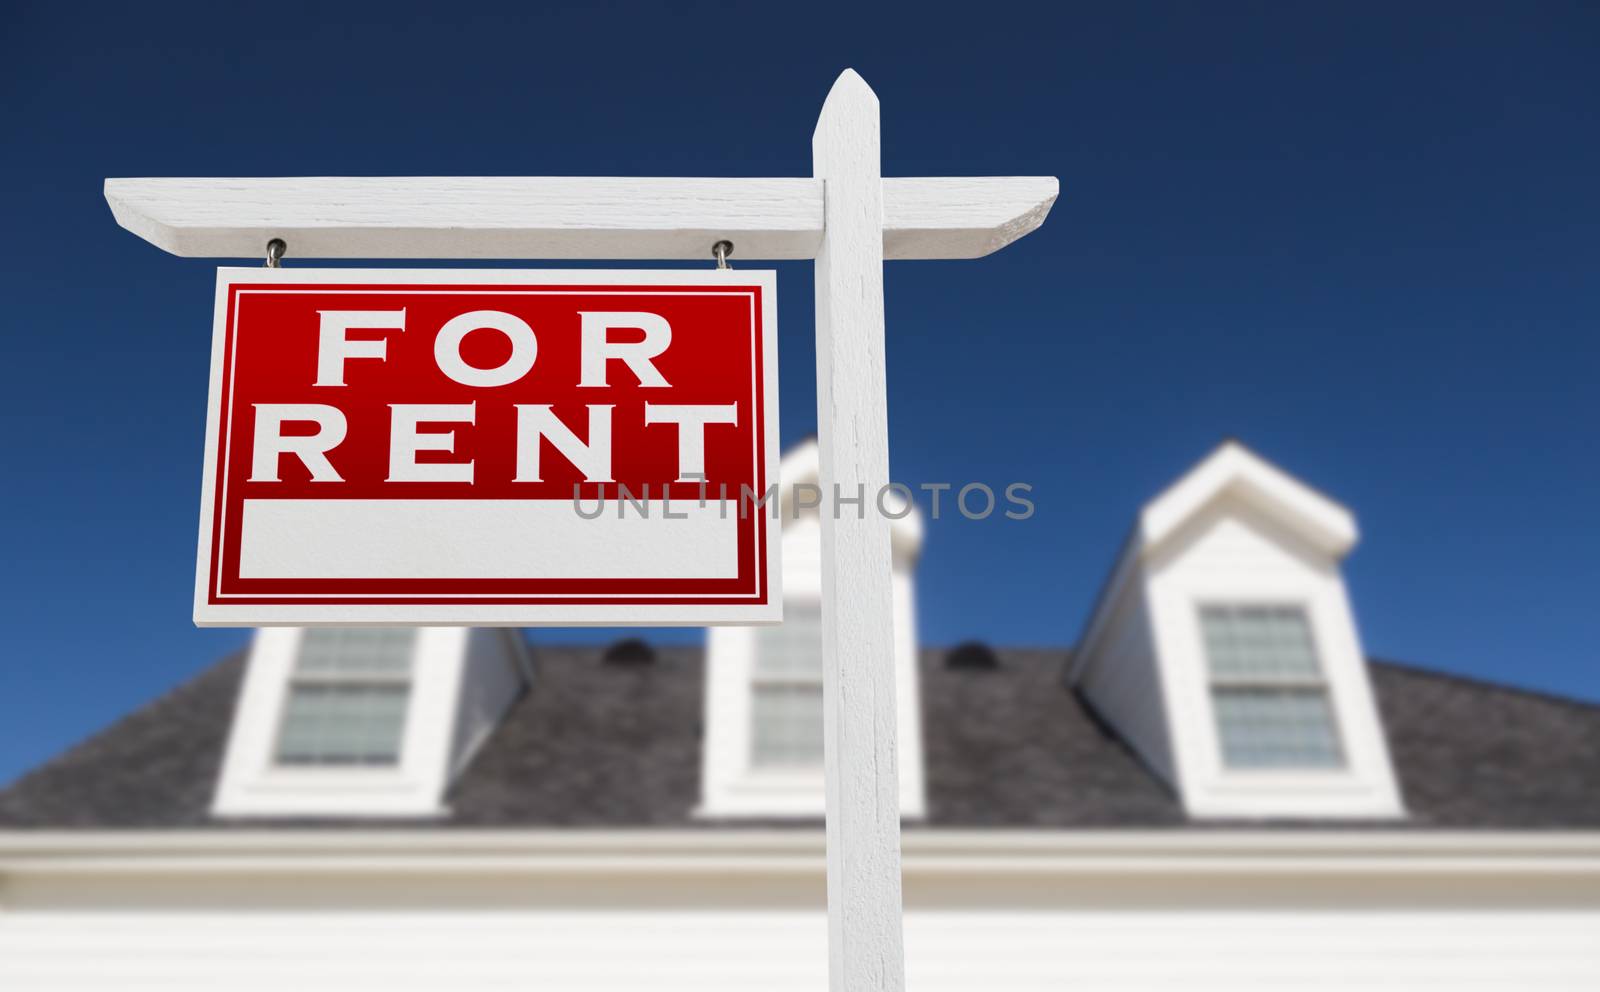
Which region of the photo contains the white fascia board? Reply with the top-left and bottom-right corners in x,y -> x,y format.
4,829 -> 1599,875
1140,442 -> 1358,561
1071,443 -> 1359,684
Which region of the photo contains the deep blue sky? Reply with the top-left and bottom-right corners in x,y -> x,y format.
3,2 -> 1597,785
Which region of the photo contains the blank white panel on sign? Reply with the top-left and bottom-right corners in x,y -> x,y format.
238,500 -> 739,580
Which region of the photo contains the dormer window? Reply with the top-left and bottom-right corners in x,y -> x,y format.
1201,604 -> 1343,770
1071,441 -> 1405,820
750,601 -> 824,770
275,629 -> 417,767
212,627 -> 530,818
697,439 -> 926,819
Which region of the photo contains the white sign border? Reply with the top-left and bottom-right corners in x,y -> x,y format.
193,266 -> 782,627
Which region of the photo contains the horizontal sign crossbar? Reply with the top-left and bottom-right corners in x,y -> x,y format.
105,176 -> 1058,261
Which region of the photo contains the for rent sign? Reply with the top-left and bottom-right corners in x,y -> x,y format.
195,269 -> 780,626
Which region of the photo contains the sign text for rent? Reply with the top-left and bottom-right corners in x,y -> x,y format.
195,269 -> 780,626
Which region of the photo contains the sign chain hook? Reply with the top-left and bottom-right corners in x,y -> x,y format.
265,238 -> 287,269
711,240 -> 733,270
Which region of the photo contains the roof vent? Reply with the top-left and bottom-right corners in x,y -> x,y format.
603,638 -> 656,666
945,641 -> 1000,670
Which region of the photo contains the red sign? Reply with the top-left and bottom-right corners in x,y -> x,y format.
196,269 -> 781,626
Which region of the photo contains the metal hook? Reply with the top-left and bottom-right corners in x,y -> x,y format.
712,240 -> 733,270
265,238 -> 287,269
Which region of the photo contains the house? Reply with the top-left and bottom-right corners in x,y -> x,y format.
2,440 -> 1597,990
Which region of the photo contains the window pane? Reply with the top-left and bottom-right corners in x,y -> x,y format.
750,604 -> 824,769
276,683 -> 410,765
751,683 -> 824,768
1213,687 -> 1343,769
1201,605 -> 1321,680
753,604 -> 822,679
295,628 -> 415,677
276,628 -> 416,766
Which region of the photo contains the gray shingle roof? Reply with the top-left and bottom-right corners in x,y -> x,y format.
1372,660 -> 1600,828
0,652 -> 244,829
1,645 -> 1596,830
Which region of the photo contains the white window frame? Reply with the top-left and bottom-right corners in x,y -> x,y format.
699,611 -> 828,818
1199,602 -> 1346,772
1152,561 -> 1406,819
212,628 -> 471,818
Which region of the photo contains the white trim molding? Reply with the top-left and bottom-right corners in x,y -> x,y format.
6,830 -> 1596,990
3,829 -> 1597,888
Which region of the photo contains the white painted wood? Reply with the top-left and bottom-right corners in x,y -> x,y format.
812,69 -> 905,992
1074,579 -> 1179,786
6,909 -> 1600,991
882,176 -> 1059,259
103,175 -> 1057,260
107,177 -> 820,260
448,630 -> 531,778
6,826 -> 1600,863
5,834 -> 1600,991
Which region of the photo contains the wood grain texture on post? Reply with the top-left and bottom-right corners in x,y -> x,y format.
812,68 -> 906,992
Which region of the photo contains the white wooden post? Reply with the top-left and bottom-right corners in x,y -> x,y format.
813,69 -> 904,992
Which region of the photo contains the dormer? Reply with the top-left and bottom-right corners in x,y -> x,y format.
698,439 -> 927,818
212,627 -> 531,818
1070,441 -> 1405,820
